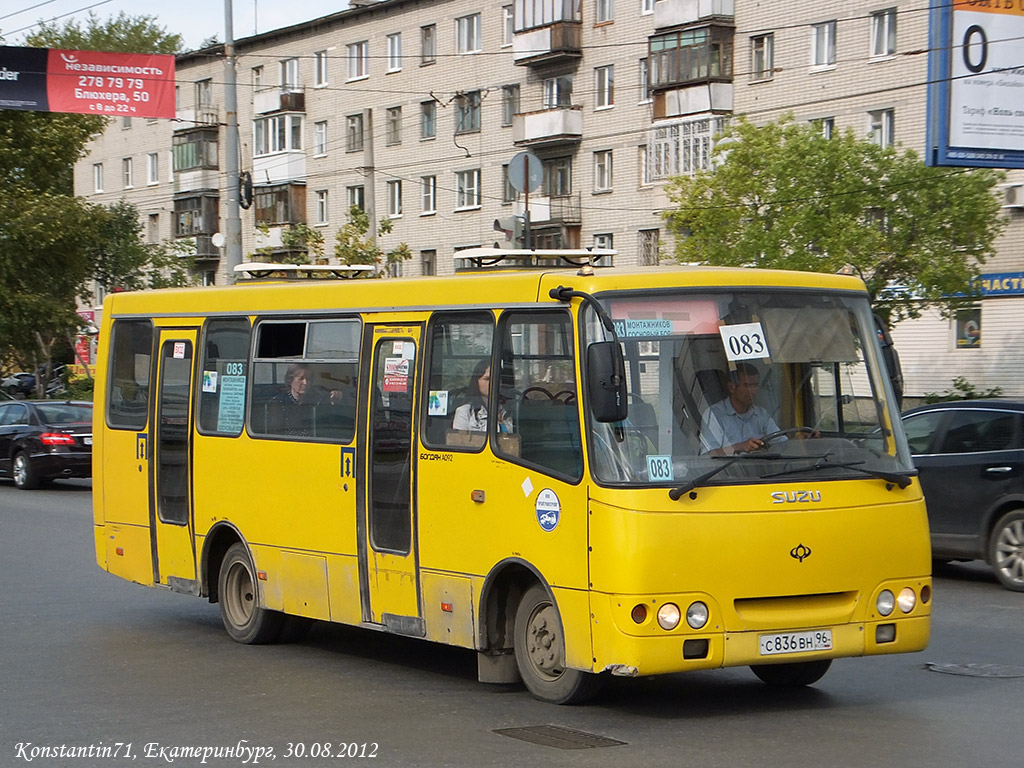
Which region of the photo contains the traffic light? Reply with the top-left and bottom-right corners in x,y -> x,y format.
493,215 -> 524,246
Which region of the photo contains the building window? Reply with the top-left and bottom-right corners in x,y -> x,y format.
280,58 -> 300,90
147,213 -> 160,243
348,41 -> 369,80
251,66 -> 263,90
455,90 -> 481,134
639,58 -> 651,102
594,150 -> 613,192
812,21 -> 837,68
254,183 -> 305,226
421,24 -> 437,64
543,76 -> 573,108
456,14 -> 482,54
387,180 -> 403,217
421,175 -> 436,214
122,157 -> 133,188
502,164 -> 520,202
386,107 -> 402,146
871,8 -> 897,57
597,0 -> 614,23
387,33 -> 403,72
421,249 -> 436,276
641,0 -> 654,13
195,78 -> 213,108
647,115 -> 729,180
316,189 -> 329,225
516,0 -> 582,31
812,116 -> 835,138
314,51 -> 328,86
751,33 -> 774,80
174,194 -> 219,235
346,113 -> 364,152
502,6 -> 514,46
501,84 -> 520,126
455,169 -> 481,209
868,108 -> 895,148
594,233 -> 613,250
314,120 -> 328,156
173,128 -> 218,171
638,228 -> 660,266
955,307 -> 981,349
348,185 -> 365,211
595,65 -> 614,109
93,163 -> 103,193
147,152 -> 159,185
254,114 -> 303,156
639,144 -> 650,186
650,26 -> 733,88
543,157 -> 572,197
421,101 -> 437,139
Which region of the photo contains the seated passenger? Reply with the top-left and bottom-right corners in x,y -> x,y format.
452,360 -> 512,433
269,363 -> 342,437
700,363 -> 781,455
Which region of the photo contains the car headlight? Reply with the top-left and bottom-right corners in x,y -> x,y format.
685,601 -> 709,630
877,589 -> 895,617
897,588 -> 916,613
657,602 -> 681,630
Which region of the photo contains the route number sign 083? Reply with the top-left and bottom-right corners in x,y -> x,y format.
719,322 -> 769,362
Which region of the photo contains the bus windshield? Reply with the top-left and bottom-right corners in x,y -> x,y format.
583,288 -> 914,488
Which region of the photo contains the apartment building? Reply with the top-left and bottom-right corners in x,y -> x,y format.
74,0 -> 1024,397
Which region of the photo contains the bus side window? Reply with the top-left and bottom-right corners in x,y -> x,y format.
197,318 -> 252,437
107,319 -> 153,430
421,311 -> 494,451
496,310 -> 582,479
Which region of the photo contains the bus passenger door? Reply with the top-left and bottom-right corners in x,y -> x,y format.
358,326 -> 423,635
150,331 -> 198,593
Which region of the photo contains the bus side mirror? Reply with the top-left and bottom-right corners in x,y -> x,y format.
587,341 -> 628,423
873,314 -> 904,410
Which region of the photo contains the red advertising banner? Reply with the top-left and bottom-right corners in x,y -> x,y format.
0,46 -> 175,119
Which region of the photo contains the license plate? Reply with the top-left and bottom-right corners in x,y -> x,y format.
83,436 -> 93,445
759,629 -> 833,656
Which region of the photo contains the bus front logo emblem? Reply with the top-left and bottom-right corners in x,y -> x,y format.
790,543 -> 812,562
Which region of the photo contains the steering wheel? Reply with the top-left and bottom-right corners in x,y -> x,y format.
522,386 -> 556,401
761,426 -> 817,445
553,389 -> 577,404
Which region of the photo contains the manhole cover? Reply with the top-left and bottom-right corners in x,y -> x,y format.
494,725 -> 626,750
924,662 -> 1024,678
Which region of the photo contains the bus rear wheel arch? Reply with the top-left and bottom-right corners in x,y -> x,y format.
513,583 -> 603,704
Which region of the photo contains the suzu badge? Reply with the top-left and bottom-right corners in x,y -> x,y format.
535,489 -> 561,532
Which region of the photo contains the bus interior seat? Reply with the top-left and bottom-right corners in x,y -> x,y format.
695,369 -> 729,407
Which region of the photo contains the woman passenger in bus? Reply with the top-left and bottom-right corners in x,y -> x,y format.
269,363 -> 342,437
452,360 -> 512,433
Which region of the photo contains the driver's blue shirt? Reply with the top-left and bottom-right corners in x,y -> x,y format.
700,397 -> 781,453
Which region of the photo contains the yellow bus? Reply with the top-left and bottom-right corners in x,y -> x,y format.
92,251 -> 930,704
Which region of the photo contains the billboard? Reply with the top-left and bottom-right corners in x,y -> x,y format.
0,45 -> 175,119
926,0 -> 1024,169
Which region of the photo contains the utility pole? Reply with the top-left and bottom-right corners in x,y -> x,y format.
223,0 -> 243,283
362,108 -> 376,248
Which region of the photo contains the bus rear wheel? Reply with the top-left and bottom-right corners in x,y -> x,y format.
750,659 -> 832,687
218,543 -> 284,644
513,584 -> 602,704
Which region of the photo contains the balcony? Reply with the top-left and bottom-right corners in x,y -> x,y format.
175,234 -> 220,261
513,21 -> 582,66
512,107 -> 583,148
654,0 -> 734,29
653,82 -> 732,120
253,87 -> 306,115
514,193 -> 581,225
174,105 -> 219,128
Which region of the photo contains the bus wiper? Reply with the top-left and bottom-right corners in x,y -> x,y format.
761,456 -> 912,489
668,454 -> 782,501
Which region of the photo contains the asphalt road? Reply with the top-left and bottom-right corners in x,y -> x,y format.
1,479 -> 1022,768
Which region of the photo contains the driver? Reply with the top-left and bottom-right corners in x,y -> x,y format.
700,363 -> 782,455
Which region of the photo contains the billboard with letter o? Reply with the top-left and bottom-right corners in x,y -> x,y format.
0,45 -> 175,119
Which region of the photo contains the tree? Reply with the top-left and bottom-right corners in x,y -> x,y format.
27,11 -> 183,54
662,116 -> 1006,324
334,206 -> 412,278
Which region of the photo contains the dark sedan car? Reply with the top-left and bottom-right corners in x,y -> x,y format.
901,399 -> 1024,591
0,400 -> 92,489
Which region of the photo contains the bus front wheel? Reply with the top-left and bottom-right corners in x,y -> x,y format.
513,584 -> 602,704
218,543 -> 284,644
750,659 -> 832,687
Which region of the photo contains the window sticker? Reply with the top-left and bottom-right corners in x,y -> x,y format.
719,322 -> 769,361
646,455 -> 674,481
428,390 -> 449,416
613,318 -> 673,338
535,488 -> 561,532
216,374 -> 246,433
202,371 -> 218,393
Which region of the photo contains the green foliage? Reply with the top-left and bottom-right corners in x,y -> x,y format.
662,116 -> 1006,324
334,206 -> 412,278
66,374 -> 96,401
923,376 -> 1003,403
27,11 -> 184,54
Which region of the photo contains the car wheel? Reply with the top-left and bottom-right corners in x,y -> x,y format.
513,583 -> 603,704
12,452 -> 40,490
750,659 -> 832,687
988,509 -> 1024,592
218,542 -> 285,644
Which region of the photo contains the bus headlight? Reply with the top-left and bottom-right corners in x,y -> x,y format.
657,603 -> 681,630
897,588 -> 917,613
685,601 -> 709,630
876,589 -> 895,616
